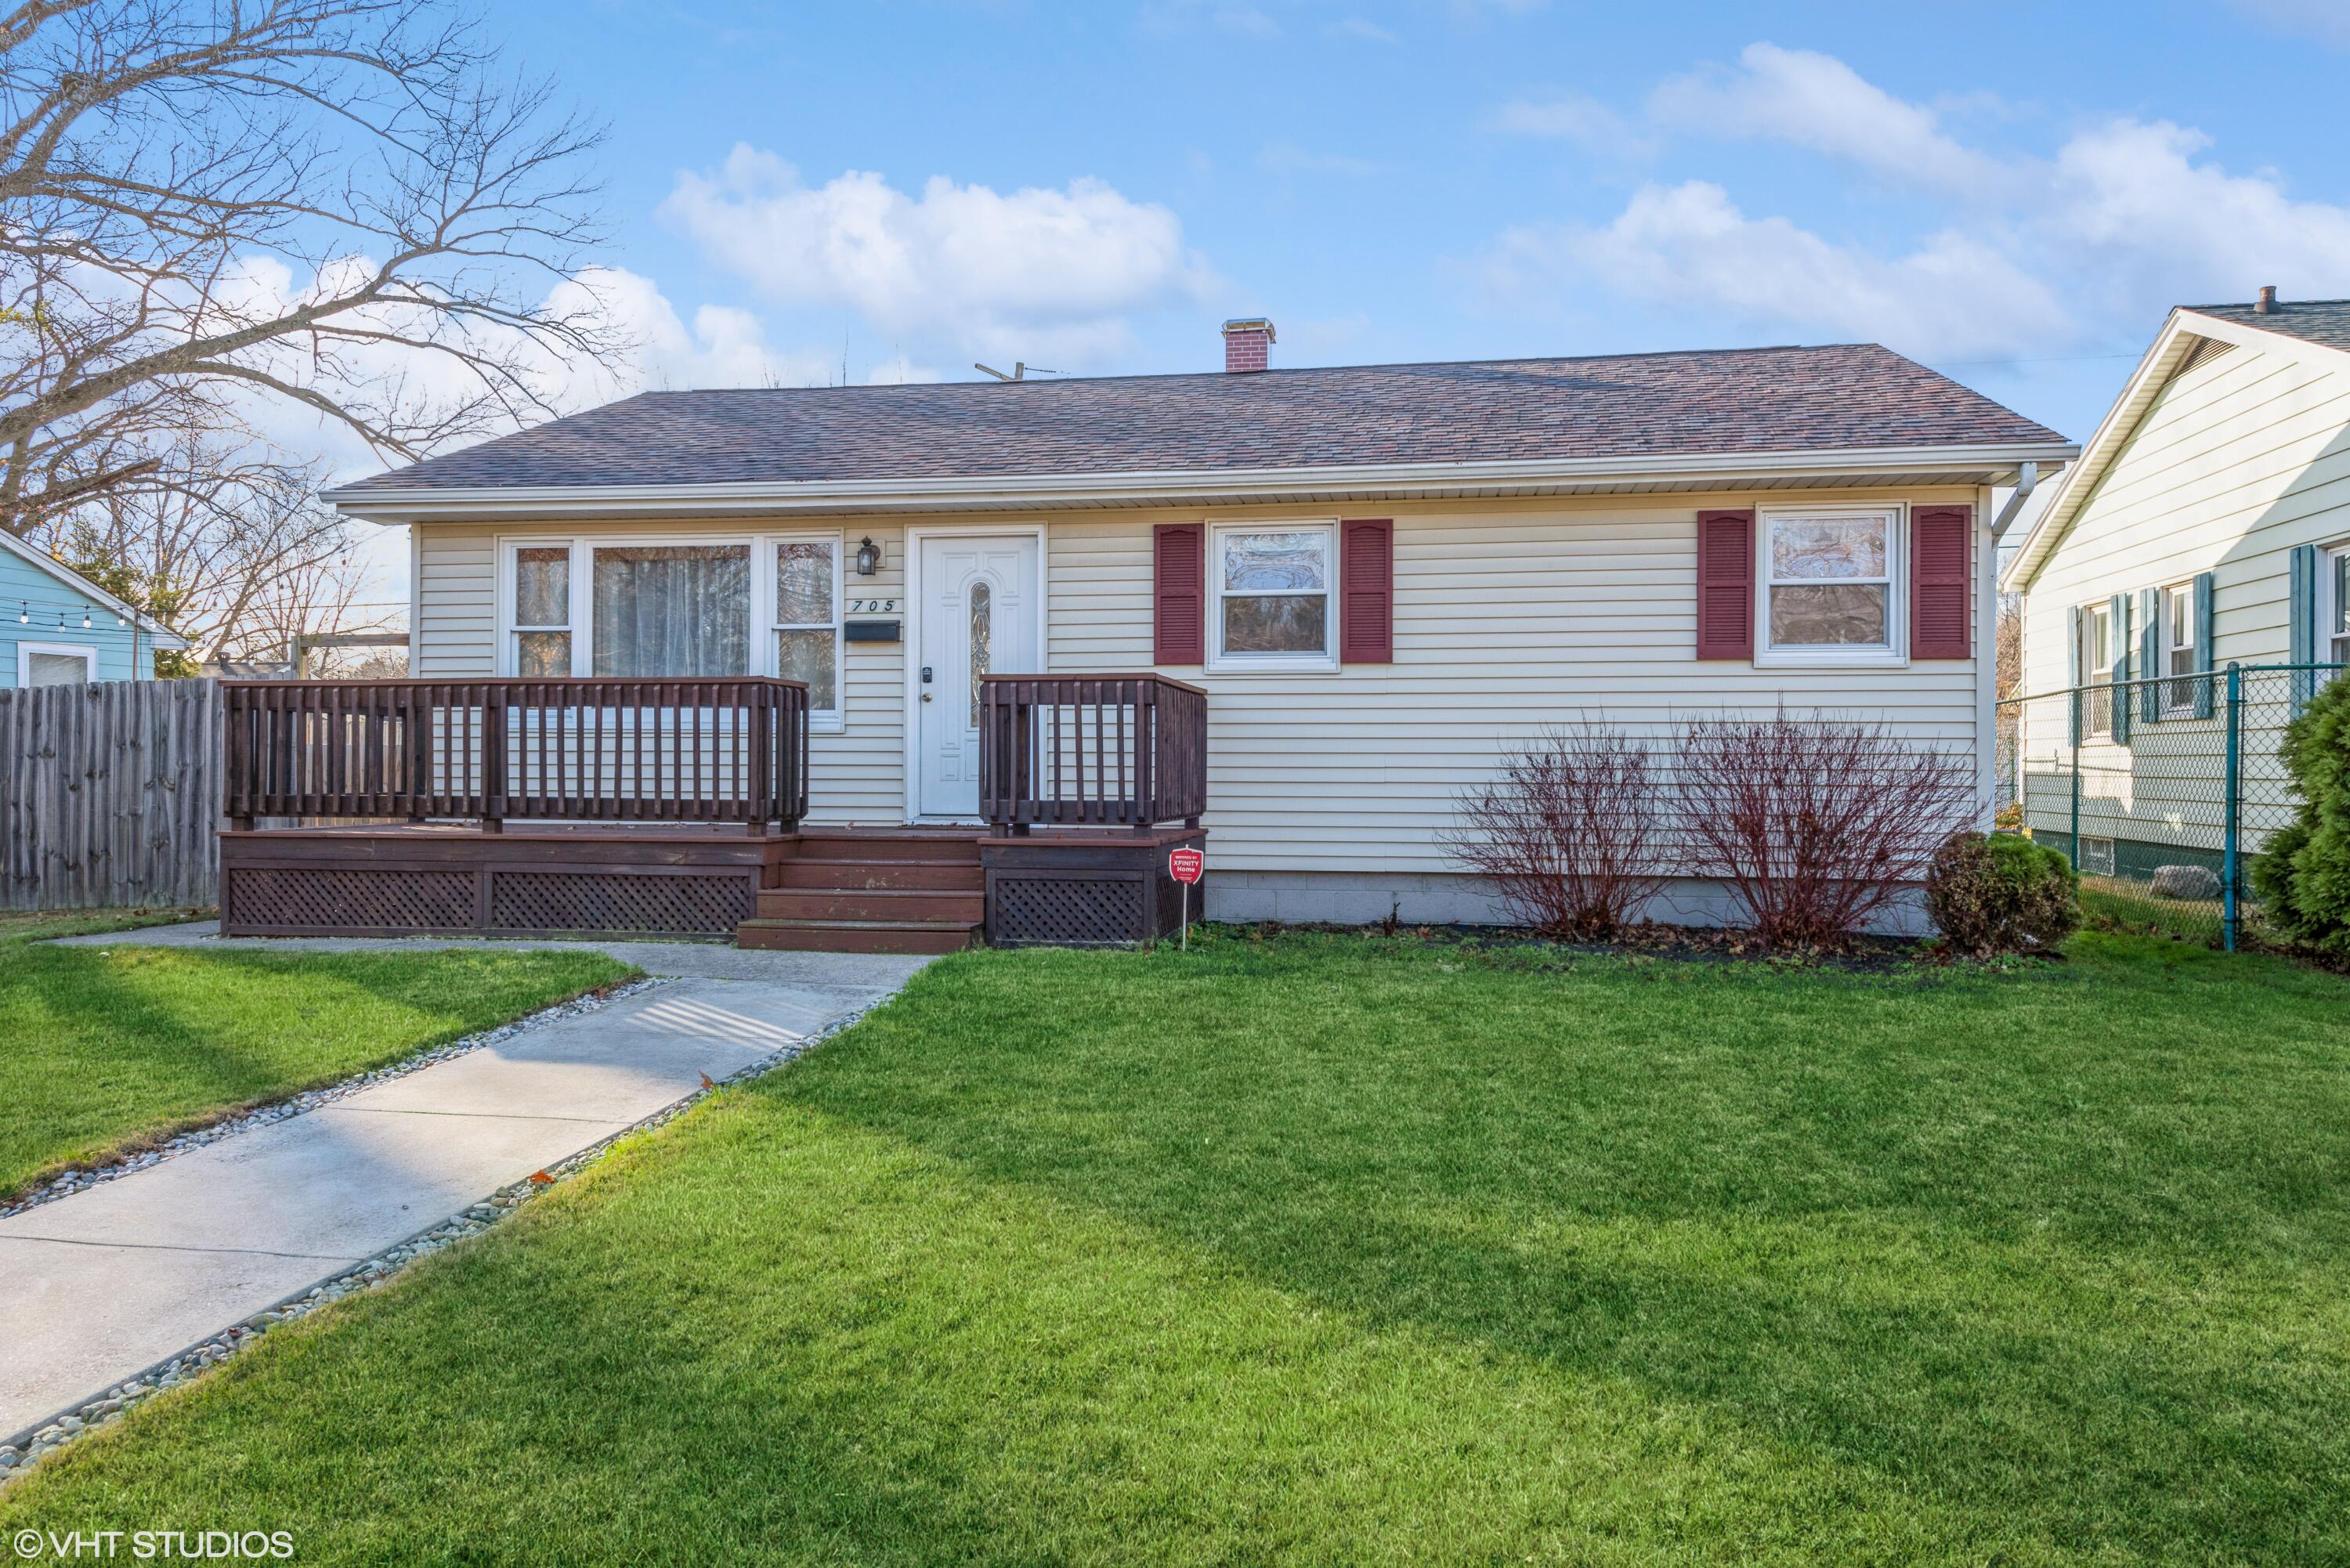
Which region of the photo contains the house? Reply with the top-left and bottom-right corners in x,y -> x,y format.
0,531 -> 187,687
1999,289 -> 2350,880
233,321 -> 2073,951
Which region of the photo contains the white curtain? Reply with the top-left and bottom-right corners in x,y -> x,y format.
591,545 -> 750,677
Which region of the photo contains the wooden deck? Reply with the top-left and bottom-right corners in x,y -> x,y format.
216,676 -> 1209,951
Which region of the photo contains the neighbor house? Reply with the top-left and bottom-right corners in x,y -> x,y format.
251,321 -> 2073,951
0,531 -> 186,687
2000,290 -> 2350,879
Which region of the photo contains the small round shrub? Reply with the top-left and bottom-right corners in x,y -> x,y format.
1924,832 -> 2080,956
2249,674 -> 2350,952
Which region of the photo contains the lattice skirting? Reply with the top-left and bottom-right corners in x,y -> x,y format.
226,867 -> 475,934
991,873 -> 1146,946
224,862 -> 756,938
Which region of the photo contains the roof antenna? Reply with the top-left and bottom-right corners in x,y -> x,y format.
974,362 -> 1057,381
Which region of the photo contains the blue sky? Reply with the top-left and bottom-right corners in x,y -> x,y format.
342,0 -> 2350,592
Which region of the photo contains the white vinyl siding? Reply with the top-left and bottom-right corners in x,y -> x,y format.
414,487 -> 1983,869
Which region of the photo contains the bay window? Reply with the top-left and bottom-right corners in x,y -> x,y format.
1758,506 -> 1902,661
500,536 -> 843,725
1209,522 -> 1335,670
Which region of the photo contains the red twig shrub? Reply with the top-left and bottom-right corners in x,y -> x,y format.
1676,709 -> 1976,947
1442,722 -> 1668,940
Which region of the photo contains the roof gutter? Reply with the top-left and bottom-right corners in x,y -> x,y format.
1990,461 -> 2039,537
324,440 -> 2078,525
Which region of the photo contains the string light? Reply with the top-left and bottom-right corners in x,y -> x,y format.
16,602 -> 24,624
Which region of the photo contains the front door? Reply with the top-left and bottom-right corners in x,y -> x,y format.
916,533 -> 1039,819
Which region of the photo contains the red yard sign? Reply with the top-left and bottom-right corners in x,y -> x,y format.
1169,845 -> 1203,948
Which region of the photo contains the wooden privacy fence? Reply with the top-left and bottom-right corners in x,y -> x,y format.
0,677 -> 221,911
221,677 -> 813,833
979,674 -> 1209,833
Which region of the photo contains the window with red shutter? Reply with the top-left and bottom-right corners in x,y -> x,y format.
1340,518 -> 1393,663
1695,509 -> 1755,659
1152,523 -> 1205,665
1908,505 -> 1973,659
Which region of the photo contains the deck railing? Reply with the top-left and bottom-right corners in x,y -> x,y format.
222,677 -> 811,833
978,674 -> 1207,833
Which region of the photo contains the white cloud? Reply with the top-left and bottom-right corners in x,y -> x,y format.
2230,0 -> 2350,47
1649,43 -> 2012,197
1489,95 -> 1653,159
660,147 -> 1211,365
1326,16 -> 1397,42
1257,142 -> 1387,178
1486,44 -> 2350,363
1488,181 -> 2070,361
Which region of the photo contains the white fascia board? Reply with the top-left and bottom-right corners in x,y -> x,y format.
0,528 -> 186,641
325,440 -> 2079,526
2003,308 -> 2350,594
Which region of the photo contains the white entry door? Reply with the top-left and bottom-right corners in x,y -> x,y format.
915,533 -> 1039,819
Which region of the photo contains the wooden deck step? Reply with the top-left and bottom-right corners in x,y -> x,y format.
789,832 -> 982,863
776,857 -> 985,891
756,887 -> 984,923
736,917 -> 976,955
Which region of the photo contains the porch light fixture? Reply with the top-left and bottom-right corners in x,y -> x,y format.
855,537 -> 880,576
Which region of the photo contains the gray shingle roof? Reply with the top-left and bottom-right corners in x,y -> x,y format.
339,342 -> 2068,493
2187,298 -> 2350,354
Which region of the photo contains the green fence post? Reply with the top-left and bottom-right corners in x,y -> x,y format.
2222,663 -> 2242,952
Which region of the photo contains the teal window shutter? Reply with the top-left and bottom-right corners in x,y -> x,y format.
2109,591 -> 2131,745
2289,543 -> 2319,716
2138,587 -> 2162,725
2191,572 -> 2215,719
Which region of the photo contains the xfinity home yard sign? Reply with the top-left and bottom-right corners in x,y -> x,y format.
1170,846 -> 1203,948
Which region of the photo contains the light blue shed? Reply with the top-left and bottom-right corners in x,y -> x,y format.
0,531 -> 188,686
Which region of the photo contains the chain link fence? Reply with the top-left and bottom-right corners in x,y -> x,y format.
1995,663 -> 2339,948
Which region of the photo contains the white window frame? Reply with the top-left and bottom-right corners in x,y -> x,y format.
501,538 -> 579,678
17,640 -> 98,686
2161,581 -> 2196,717
770,533 -> 844,732
2079,599 -> 2115,737
1754,504 -> 1907,667
2325,544 -> 2350,670
497,534 -> 845,731
1205,519 -> 1339,674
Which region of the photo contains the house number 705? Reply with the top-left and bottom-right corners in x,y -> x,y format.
848,598 -> 898,613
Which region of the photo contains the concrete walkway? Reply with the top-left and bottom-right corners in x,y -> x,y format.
3,930 -> 936,1446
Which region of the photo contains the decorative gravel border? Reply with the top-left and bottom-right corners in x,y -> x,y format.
0,977 -> 668,1222
0,986 -> 894,1483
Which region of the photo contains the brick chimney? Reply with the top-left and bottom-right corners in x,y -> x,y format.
1222,317 -> 1275,372
2257,284 -> 2278,314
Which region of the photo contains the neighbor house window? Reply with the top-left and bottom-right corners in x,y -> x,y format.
2079,601 -> 2115,735
2164,582 -> 2196,714
772,537 -> 841,720
591,544 -> 750,677
1758,507 -> 1900,660
1209,522 -> 1335,669
2330,546 -> 2350,668
18,641 -> 98,687
511,544 -> 573,676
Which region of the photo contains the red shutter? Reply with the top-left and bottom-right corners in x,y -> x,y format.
1153,522 -> 1205,665
1694,509 -> 1755,659
1340,518 -> 1393,663
1910,505 -> 1973,659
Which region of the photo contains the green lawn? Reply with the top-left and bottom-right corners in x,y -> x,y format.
5,930 -> 2348,1563
0,923 -> 634,1199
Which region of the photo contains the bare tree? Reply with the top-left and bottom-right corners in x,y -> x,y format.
41,437 -> 383,667
0,0 -> 614,536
